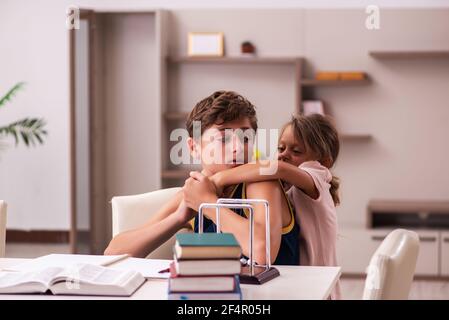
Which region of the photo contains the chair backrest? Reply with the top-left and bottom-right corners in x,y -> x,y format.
111,187 -> 184,259
363,229 -> 420,300
0,200 -> 7,258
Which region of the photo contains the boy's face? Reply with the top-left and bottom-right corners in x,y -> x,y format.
189,117 -> 255,174
277,124 -> 313,167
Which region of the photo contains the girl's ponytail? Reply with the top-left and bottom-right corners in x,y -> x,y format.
329,175 -> 340,206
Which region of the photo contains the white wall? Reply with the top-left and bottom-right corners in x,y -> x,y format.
0,1 -> 72,230
0,0 -> 163,231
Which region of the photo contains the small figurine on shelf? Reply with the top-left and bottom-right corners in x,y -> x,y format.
241,41 -> 256,57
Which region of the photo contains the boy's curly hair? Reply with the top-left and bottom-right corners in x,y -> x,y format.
186,91 -> 258,138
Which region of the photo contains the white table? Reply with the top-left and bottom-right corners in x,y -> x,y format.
0,258 -> 341,300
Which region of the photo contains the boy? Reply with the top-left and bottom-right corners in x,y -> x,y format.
105,91 -> 298,265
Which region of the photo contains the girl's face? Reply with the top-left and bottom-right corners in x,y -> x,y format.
277,124 -> 313,167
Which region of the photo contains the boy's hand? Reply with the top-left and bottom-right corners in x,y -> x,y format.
183,171 -> 218,212
174,199 -> 196,225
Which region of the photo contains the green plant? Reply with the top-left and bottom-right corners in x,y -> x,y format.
0,82 -> 47,147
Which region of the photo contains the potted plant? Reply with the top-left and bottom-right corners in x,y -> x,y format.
0,82 -> 47,147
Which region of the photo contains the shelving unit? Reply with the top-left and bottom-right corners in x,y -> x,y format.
300,73 -> 372,146
162,56 -> 372,185
369,50 -> 449,59
162,55 -> 304,186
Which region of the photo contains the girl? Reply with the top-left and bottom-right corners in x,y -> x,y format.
210,113 -> 341,299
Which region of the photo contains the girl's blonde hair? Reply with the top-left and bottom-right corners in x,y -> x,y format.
282,114 -> 341,206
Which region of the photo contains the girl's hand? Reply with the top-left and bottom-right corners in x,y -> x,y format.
183,171 -> 218,211
200,168 -> 214,177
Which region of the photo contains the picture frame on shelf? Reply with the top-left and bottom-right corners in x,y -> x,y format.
188,32 -> 224,57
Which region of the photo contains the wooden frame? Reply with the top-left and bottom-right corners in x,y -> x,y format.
69,9 -> 96,254
69,13 -> 75,253
70,10 -> 163,254
187,32 -> 224,57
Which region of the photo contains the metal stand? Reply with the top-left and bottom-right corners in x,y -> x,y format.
198,199 -> 280,285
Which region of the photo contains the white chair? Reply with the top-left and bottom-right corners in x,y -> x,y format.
0,200 -> 7,257
111,187 -> 190,259
363,229 -> 420,300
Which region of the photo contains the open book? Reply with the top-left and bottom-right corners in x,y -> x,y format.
2,254 -> 129,272
0,263 -> 145,296
2,254 -> 171,279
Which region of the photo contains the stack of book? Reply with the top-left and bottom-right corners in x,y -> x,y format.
315,71 -> 366,81
168,233 -> 243,300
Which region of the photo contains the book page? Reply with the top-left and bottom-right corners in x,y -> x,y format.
50,264 -> 145,296
108,258 -> 171,279
0,267 -> 63,289
55,264 -> 135,287
5,254 -> 129,272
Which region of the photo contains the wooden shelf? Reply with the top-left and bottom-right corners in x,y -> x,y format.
368,199 -> 449,214
301,79 -> 370,87
369,50 -> 449,59
340,133 -> 373,140
164,111 -> 188,121
167,56 -> 302,64
161,169 -> 190,179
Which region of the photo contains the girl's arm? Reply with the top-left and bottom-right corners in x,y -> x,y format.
104,191 -> 195,258
212,160 -> 318,199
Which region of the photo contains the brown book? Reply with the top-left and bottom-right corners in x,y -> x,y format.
315,71 -> 339,80
339,72 -> 366,80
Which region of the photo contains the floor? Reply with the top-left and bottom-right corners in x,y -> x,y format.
5,243 -> 71,258
340,277 -> 449,300
4,243 -> 449,300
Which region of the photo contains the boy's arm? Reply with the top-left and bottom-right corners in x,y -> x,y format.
104,191 -> 195,258
212,160 -> 318,199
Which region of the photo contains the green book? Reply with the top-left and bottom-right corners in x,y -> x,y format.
174,233 -> 242,260
176,233 -> 239,247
